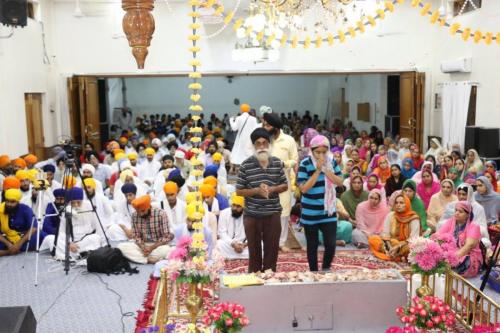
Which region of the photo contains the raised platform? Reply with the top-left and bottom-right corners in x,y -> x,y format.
219,269 -> 407,333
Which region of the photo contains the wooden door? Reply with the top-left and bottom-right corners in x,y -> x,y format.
399,72 -> 425,148
67,77 -> 82,144
24,93 -> 45,159
76,76 -> 101,149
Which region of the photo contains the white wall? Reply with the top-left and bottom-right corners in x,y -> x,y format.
2,0 -> 500,155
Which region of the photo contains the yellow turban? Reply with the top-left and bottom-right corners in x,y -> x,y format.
63,175 -> 77,189
200,184 -> 216,198
186,202 -> 205,220
15,170 -> 30,181
27,169 -> 38,181
203,176 -> 218,188
185,191 -> 202,204
190,157 -> 203,166
127,152 -> 138,161
240,103 -> 251,113
163,181 -> 178,195
231,194 -> 245,207
212,152 -> 222,162
0,155 -> 10,168
115,152 -> 126,161
118,136 -> 128,145
120,169 -> 134,183
113,149 -> 125,156
24,154 -> 38,165
83,178 -> 96,189
132,195 -> 151,210
5,189 -> 22,202
144,148 -> 156,156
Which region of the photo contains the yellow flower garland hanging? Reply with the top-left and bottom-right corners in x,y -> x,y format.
202,0 -> 403,49
413,1 -> 499,45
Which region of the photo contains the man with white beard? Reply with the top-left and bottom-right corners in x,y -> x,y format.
82,178 -> 114,229
217,195 -> 248,259
138,147 -> 161,187
51,187 -> 105,260
236,128 -> 288,273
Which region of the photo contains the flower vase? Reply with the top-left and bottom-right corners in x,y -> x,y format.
185,283 -> 203,333
416,274 -> 433,297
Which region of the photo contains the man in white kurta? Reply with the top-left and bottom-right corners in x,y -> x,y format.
229,104 -> 259,166
52,188 -> 105,260
263,112 -> 299,252
152,181 -> 186,230
216,196 -> 248,259
82,178 -> 114,229
108,183 -> 136,241
138,148 -> 161,186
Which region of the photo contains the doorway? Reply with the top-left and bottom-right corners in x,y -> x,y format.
24,93 -> 45,159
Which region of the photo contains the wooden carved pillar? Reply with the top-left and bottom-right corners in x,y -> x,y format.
122,0 -> 155,69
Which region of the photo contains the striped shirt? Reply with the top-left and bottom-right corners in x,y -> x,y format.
131,207 -> 174,245
297,156 -> 342,225
236,156 -> 287,217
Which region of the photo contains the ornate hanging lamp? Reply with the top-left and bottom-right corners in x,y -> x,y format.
122,0 -> 155,69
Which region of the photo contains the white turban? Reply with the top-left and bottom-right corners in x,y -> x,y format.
119,160 -> 132,170
81,164 -> 95,175
152,138 -> 162,147
259,105 -> 273,117
166,133 -> 176,142
174,150 -> 185,159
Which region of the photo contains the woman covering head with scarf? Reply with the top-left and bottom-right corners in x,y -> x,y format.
484,160 -> 499,179
340,175 -> 369,223
411,161 -> 439,183
299,128 -> 319,161
437,183 -> 491,249
426,179 -> 457,231
401,158 -> 417,179
425,138 -> 444,159
434,201 -> 483,277
363,173 -> 387,201
373,156 -> 391,184
368,194 -> 420,261
417,169 -> 441,209
298,135 -> 344,271
447,167 -> 462,188
483,169 -> 498,193
463,149 -> 484,181
353,189 -> 389,248
390,180 -> 429,236
474,176 -> 500,225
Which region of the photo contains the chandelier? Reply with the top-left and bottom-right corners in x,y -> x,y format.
232,0 -> 372,63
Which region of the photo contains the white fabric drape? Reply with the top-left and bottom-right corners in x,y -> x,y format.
441,82 -> 472,151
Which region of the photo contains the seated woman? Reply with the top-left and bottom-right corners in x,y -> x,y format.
368,194 -> 420,261
411,161 -> 439,183
373,156 -> 391,185
400,179 -> 429,236
463,149 -> 484,182
340,175 -> 369,225
384,164 -> 406,197
364,173 -> 387,201
426,179 -> 457,231
416,170 -> 441,209
353,189 -> 389,248
435,201 -> 483,278
447,167 -> 462,188
401,158 -> 417,180
474,176 -> 500,225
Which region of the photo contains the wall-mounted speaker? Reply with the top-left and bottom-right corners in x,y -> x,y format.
477,127 -> 499,158
0,0 -> 28,28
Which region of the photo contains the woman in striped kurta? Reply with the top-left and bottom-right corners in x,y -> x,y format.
298,135 -> 344,272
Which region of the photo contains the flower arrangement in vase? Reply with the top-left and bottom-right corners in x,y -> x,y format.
408,236 -> 458,276
392,295 -> 456,332
202,302 -> 250,333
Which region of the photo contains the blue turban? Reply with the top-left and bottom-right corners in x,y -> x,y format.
53,188 -> 66,198
69,187 -> 84,201
42,164 -> 56,173
167,168 -> 181,180
121,183 -> 137,195
203,164 -> 219,178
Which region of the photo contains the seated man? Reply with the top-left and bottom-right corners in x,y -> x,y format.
217,195 -> 248,259
0,189 -> 46,256
118,195 -> 174,264
108,183 -> 136,241
52,187 -> 105,260
153,181 -> 186,229
153,201 -> 213,278
42,188 -> 65,236
82,178 -> 114,228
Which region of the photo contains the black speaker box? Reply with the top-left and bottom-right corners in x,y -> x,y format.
0,306 -> 37,333
477,127 -> 500,158
464,126 -> 480,153
0,0 -> 28,27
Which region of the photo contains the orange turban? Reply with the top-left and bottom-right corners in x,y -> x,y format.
107,141 -> 120,151
240,104 -> 250,113
24,154 -> 38,165
3,176 -> 21,190
12,158 -> 26,169
163,181 -> 178,195
63,176 -> 77,189
203,176 -> 218,188
118,137 -> 128,145
200,184 -> 216,198
0,155 -> 10,168
132,195 -> 151,210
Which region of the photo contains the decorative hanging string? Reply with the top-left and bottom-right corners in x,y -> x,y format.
201,0 -> 403,48
187,0 -> 207,256
198,0 -> 243,39
411,0 -> 499,45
